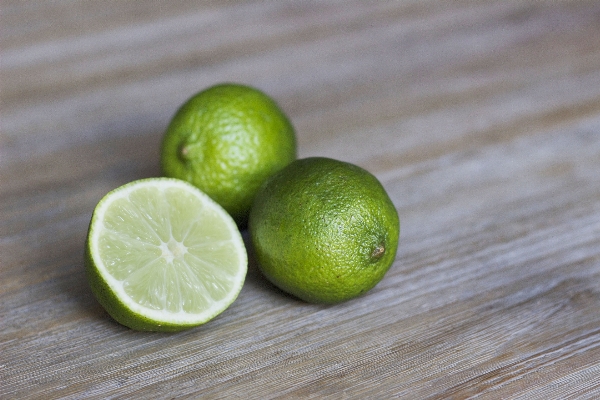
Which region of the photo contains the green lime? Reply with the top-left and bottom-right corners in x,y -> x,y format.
160,83 -> 297,227
249,157 -> 400,304
85,178 -> 247,331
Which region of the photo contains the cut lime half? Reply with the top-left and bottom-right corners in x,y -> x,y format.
85,178 -> 247,331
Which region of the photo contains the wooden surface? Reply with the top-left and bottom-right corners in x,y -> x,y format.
2,1 -> 600,398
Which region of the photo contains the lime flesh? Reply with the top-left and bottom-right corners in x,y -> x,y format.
85,178 -> 247,331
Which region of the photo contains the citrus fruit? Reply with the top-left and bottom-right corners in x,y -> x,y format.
85,178 -> 247,331
160,83 -> 297,227
249,157 -> 400,304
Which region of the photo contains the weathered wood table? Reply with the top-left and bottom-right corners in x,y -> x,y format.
2,1 -> 599,398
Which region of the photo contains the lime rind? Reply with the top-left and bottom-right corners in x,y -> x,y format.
86,178 -> 247,331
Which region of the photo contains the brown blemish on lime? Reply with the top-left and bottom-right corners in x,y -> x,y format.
178,143 -> 190,161
371,244 -> 385,259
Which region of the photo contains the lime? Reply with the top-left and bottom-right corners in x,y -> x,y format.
85,178 -> 247,331
160,83 -> 297,227
249,157 -> 400,304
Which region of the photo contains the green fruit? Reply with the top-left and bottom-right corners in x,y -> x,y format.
85,178 -> 247,331
249,157 -> 400,304
161,83 -> 297,227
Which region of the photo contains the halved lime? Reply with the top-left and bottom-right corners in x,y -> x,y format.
85,178 -> 247,331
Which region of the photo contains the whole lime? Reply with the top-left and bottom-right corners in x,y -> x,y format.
249,157 -> 400,303
161,83 -> 296,226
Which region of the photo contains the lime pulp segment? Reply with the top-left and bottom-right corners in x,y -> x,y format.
87,178 -> 247,328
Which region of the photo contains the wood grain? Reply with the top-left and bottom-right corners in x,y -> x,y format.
2,1 -> 600,398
